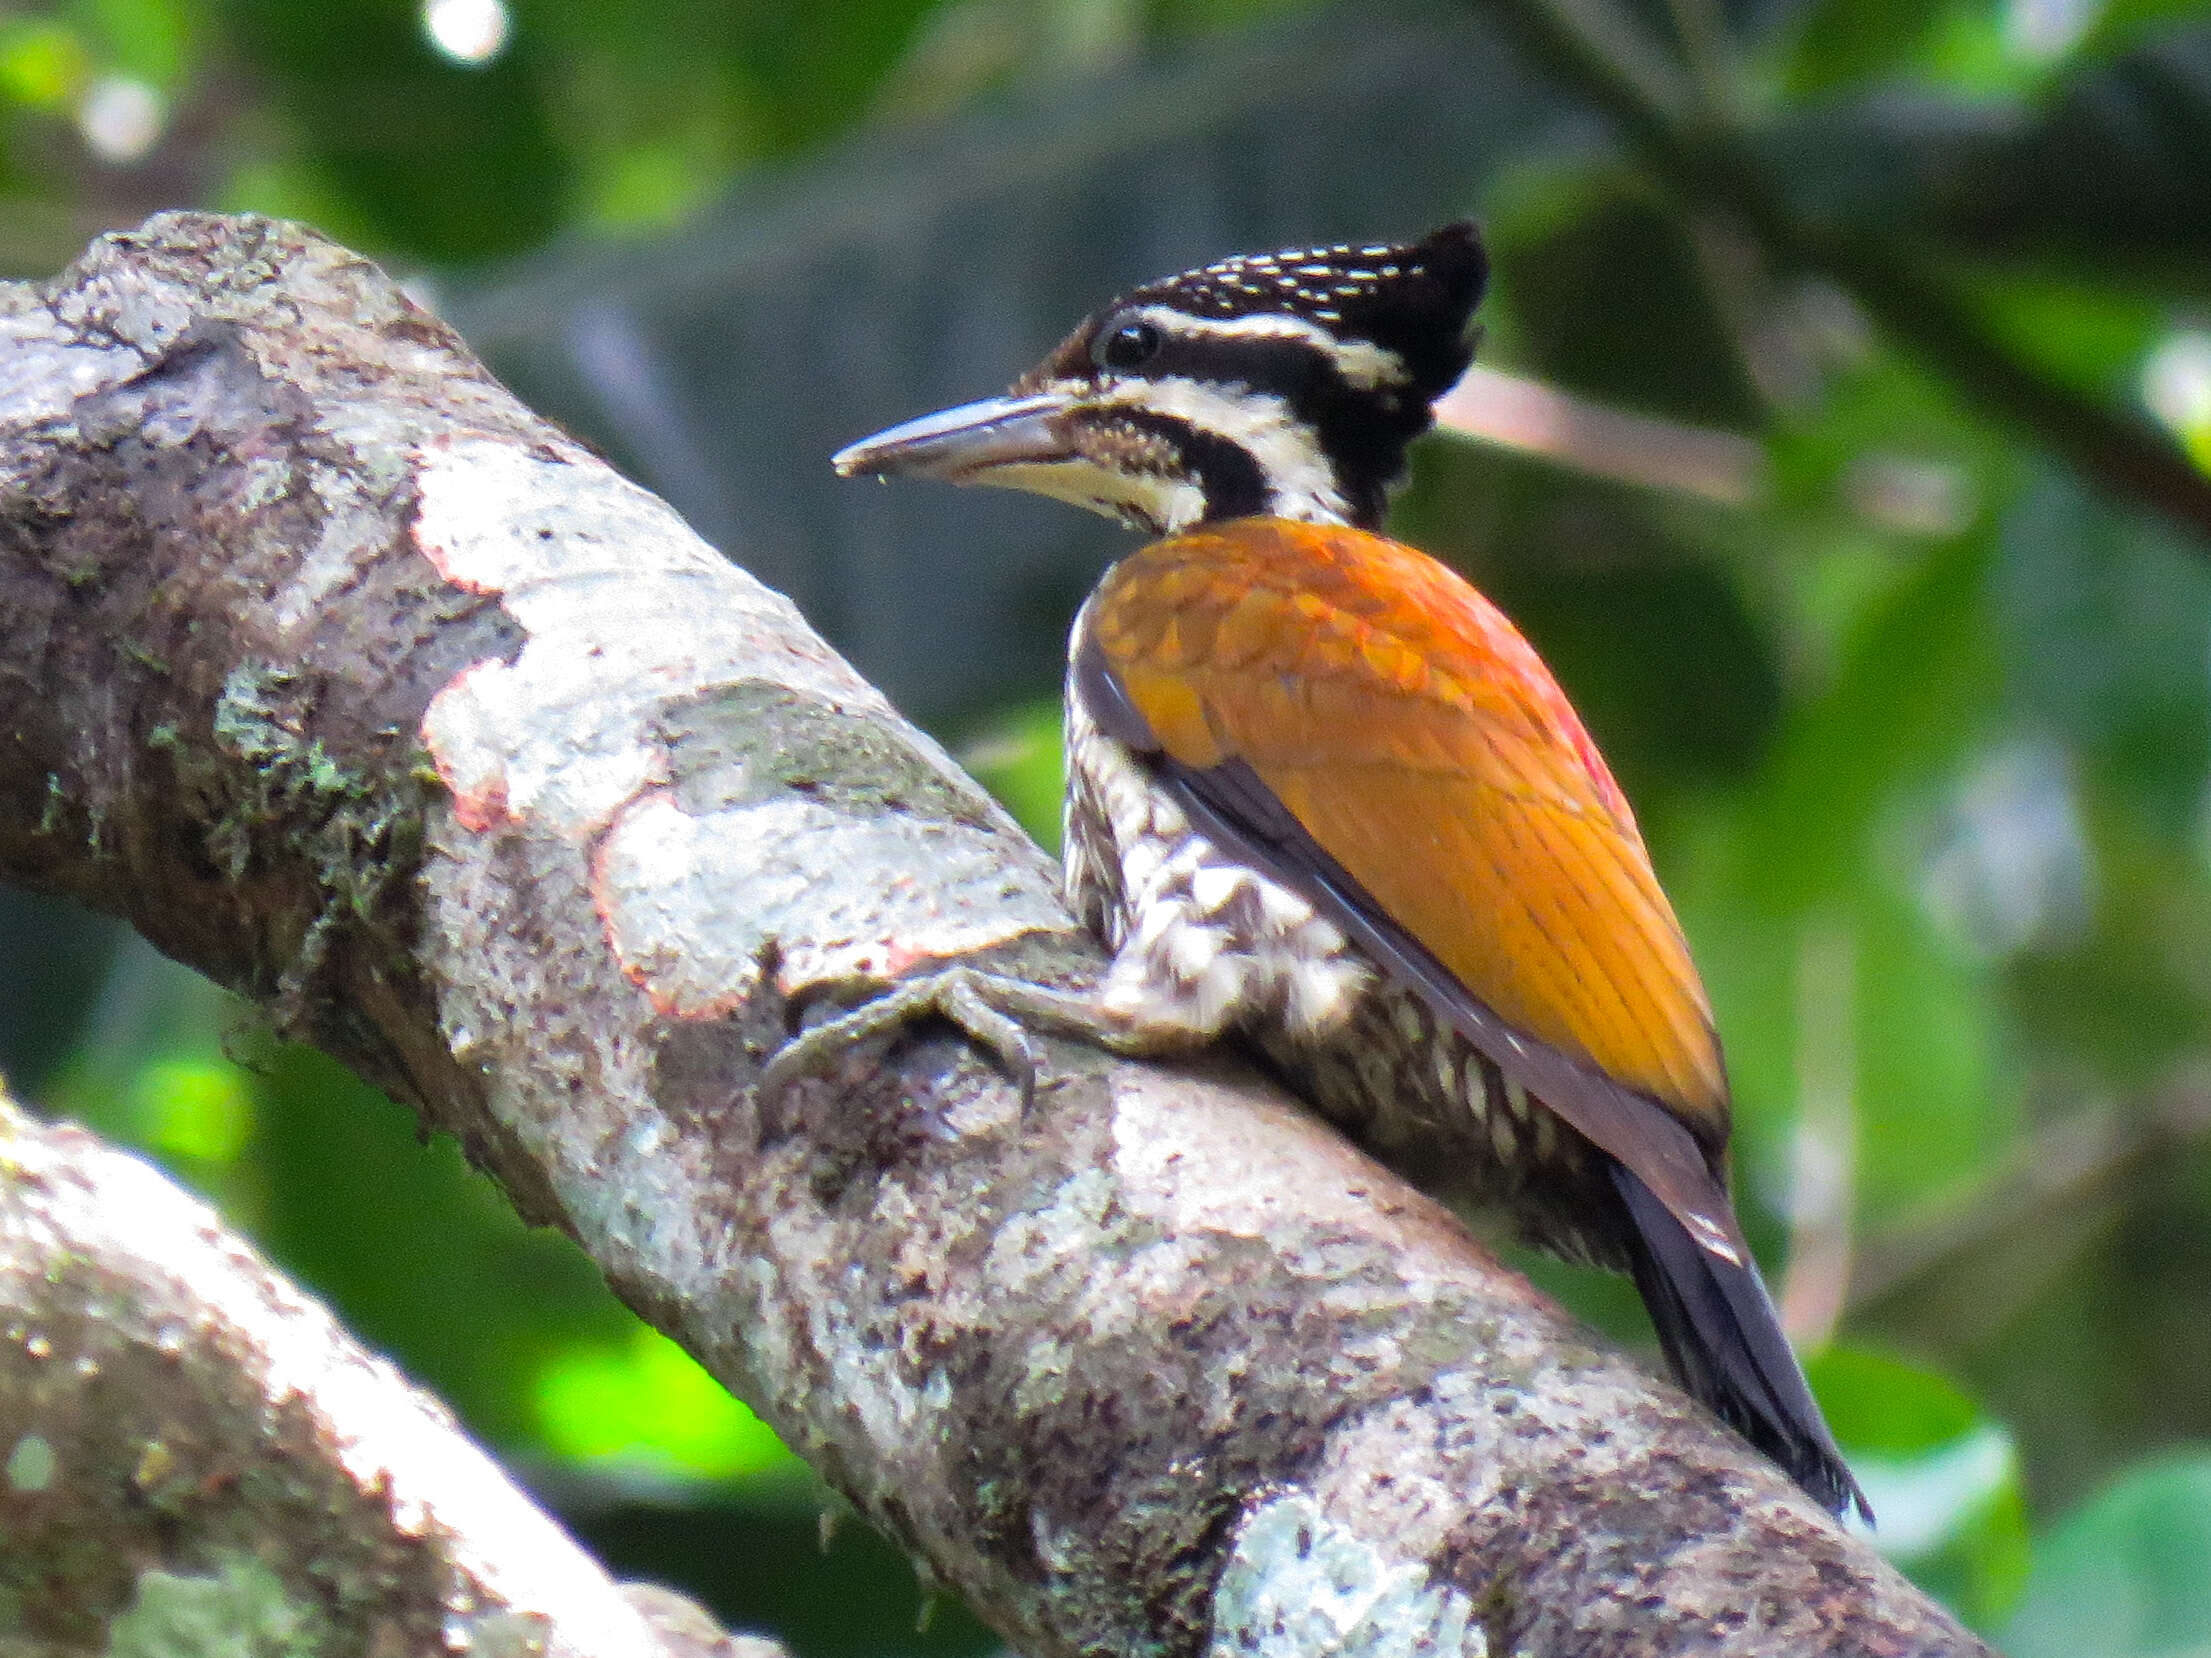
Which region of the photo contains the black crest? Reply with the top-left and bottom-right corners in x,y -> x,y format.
1122,219 -> 1489,404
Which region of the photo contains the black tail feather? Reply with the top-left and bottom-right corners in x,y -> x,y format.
1610,1161 -> 1872,1523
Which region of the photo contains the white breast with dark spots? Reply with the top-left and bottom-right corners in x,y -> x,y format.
1060,685 -> 1375,1043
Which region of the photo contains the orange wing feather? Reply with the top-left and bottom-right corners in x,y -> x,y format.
1088,518 -> 1730,1141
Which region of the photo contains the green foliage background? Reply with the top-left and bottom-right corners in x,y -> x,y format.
7,0 -> 2211,1649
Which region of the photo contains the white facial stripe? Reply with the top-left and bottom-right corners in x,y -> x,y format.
1128,304 -> 1410,391
1098,375 -> 1347,525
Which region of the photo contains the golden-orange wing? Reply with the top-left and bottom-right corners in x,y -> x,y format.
1081,518 -> 1736,1237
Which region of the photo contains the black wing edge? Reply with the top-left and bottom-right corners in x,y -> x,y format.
1077,640 -> 1870,1522
1074,637 -> 1731,1256
1614,1165 -> 1873,1522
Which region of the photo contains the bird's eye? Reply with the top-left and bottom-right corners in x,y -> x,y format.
1096,319 -> 1162,372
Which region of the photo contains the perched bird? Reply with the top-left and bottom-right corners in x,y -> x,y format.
821,221 -> 1868,1520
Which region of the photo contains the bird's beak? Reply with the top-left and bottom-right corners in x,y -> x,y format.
832,393 -> 1075,483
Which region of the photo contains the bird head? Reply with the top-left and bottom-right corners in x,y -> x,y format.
833,221 -> 1488,535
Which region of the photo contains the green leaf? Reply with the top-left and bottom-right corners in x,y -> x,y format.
1809,1347 -> 2032,1626
2004,1455 -> 2211,1657
1813,1345 -> 1981,1449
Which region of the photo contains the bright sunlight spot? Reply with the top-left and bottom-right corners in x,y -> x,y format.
2004,0 -> 2101,61
421,0 -> 511,66
1919,740 -> 2090,960
2142,330 -> 2211,470
535,1324 -> 793,1479
76,74 -> 164,163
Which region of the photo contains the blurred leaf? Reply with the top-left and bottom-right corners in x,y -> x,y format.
0,17 -> 91,109
1917,0 -> 2047,95
1774,0 -> 2154,102
248,1043 -> 641,1447
1765,344 -> 2012,537
1964,20 -> 2211,263
1853,882 -> 2018,1217
1809,1348 -> 2032,1626
518,5 -> 761,232
2004,1454 -> 2211,1657
1484,164 -> 1767,428
1995,468 -> 2211,833
221,154 -> 385,253
583,137 -> 725,230
536,1323 -> 796,1480
130,1056 -> 254,1164
2006,804 -> 2211,1083
722,0 -> 942,150
1777,0 -> 1960,96
1663,526 -> 2021,1226
2142,331 -> 2211,472
959,696 -> 1064,852
222,0 -> 571,263
84,0 -> 194,87
2080,0 -> 2211,58
1964,272 -> 2169,408
1763,25 -> 2211,294
1814,1344 -> 1980,1449
0,889 -> 121,1092
1679,860 -> 2015,1226
1743,531 -> 2001,913
44,946 -> 271,1223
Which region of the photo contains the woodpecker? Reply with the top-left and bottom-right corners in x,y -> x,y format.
823,222 -> 1868,1520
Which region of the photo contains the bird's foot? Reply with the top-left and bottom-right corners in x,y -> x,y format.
762,965 -> 1190,1109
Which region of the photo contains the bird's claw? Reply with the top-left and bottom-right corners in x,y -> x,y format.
762,966 -> 1047,1109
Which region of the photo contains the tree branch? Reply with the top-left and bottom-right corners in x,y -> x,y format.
0,212 -> 1990,1657
0,1096 -> 782,1658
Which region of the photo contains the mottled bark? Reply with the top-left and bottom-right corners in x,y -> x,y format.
0,1098 -> 781,1658
0,213 -> 1995,1658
